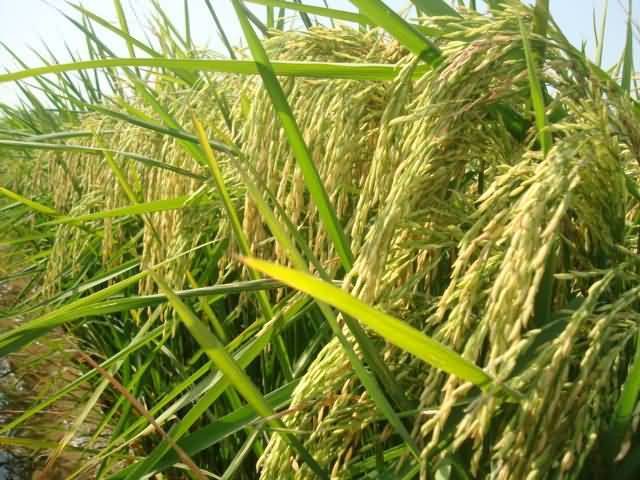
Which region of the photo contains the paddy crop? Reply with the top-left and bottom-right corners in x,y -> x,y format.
0,1 -> 639,479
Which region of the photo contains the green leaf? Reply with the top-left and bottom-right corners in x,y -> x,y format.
409,0 -> 460,17
0,58 -> 430,84
0,240 -> 211,357
519,17 -> 552,156
146,271 -> 327,479
67,2 -> 161,59
0,186 -> 59,216
0,270 -> 147,357
88,104 -> 236,156
158,381 -> 296,474
0,139 -> 206,180
102,292 -> 315,480
606,333 -> 640,464
621,0 -> 634,94
241,257 -> 500,390
350,0 -> 441,64
594,0 -> 609,68
245,0 -> 370,24
204,0 -> 237,59
232,0 -> 354,271
39,279 -> 295,322
44,196 -> 191,225
112,0 -> 137,59
533,0 -> 550,39
193,115 -> 292,380
0,233 -> 52,247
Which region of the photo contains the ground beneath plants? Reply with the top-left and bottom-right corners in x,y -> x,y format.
0,280 -> 100,480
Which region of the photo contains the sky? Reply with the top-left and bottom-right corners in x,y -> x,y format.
0,0 -> 637,105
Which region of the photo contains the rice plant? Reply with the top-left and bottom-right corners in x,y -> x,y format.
0,0 -> 639,478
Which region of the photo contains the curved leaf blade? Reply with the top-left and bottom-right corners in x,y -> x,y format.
242,257 -> 497,389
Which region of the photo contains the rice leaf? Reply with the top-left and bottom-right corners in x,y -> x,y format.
594,0 -> 609,68
155,381 -> 297,474
193,115 -> 293,380
241,257 -> 503,391
232,0 -> 354,270
409,0 -> 460,17
0,271 -> 148,357
606,333 -> 640,464
519,17 -> 552,156
0,58 -> 431,84
112,0 -> 136,60
0,186 -> 59,216
147,271 -> 328,479
245,0 -> 370,24
67,2 -> 161,59
621,0 -> 634,94
43,196 -> 191,225
350,0 -> 441,64
204,0 -> 237,59
0,139 -> 206,180
0,240 -> 211,356
88,104 -> 236,156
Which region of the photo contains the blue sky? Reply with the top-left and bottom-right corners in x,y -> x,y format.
0,0 -> 636,105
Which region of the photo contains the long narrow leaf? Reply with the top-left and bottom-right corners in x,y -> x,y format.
606,333 -> 640,463
242,257 -> 506,391
44,196 -> 191,225
146,272 -> 327,479
232,0 -> 353,270
0,139 -> 206,180
595,0 -> 609,68
621,0 -> 634,94
246,0 -> 370,25
0,186 -> 59,216
519,17 -> 552,156
0,58 -> 431,84
350,0 -> 441,64
409,0 -> 460,17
